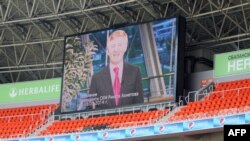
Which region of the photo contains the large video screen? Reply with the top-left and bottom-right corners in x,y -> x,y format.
61,17 -> 185,113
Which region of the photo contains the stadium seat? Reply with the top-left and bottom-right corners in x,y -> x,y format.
38,109 -> 169,136
0,104 -> 58,139
168,78 -> 250,122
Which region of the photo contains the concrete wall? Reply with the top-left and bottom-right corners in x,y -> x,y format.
185,70 -> 213,91
185,48 -> 214,73
215,72 -> 250,83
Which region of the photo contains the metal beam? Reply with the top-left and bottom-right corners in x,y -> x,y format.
193,36 -> 250,51
172,0 -> 216,39
0,38 -> 63,48
189,32 -> 250,46
3,0 -> 12,21
104,0 -> 128,23
191,1 -> 250,19
0,0 -> 137,25
241,0 -> 249,32
208,0 -> 247,33
137,0 -> 158,19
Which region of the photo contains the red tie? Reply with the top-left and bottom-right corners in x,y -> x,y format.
113,67 -> 121,106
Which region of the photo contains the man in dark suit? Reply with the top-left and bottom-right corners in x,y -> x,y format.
89,30 -> 144,109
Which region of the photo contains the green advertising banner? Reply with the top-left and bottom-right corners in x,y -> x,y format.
214,48 -> 250,77
0,78 -> 61,104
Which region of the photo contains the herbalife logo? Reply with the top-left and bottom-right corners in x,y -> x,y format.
9,88 -> 18,98
8,84 -> 60,98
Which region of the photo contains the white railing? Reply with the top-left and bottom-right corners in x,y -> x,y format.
186,83 -> 250,104
205,86 -> 250,99
0,113 -> 42,121
185,82 -> 214,103
166,106 -> 250,123
56,101 -> 175,120
156,99 -> 184,123
165,85 -> 250,123
35,109 -> 172,136
0,105 -> 57,139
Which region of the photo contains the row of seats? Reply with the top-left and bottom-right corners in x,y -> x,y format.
0,104 -> 58,116
168,78 -> 250,122
0,114 -> 41,123
215,78 -> 250,91
0,104 -> 58,139
2,78 -> 249,138
39,109 -> 169,136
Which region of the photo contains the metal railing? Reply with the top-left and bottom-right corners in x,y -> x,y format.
166,105 -> 250,123
166,84 -> 250,123
35,109 -> 173,136
185,81 -> 214,103
185,82 -> 250,104
56,101 -> 175,120
205,85 -> 250,99
0,105 -> 56,139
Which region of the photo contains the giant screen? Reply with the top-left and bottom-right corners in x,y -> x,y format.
61,17 -> 185,113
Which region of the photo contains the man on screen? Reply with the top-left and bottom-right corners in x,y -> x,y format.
89,30 -> 144,109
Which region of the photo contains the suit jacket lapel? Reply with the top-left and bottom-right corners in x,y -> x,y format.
120,63 -> 129,106
102,66 -> 115,107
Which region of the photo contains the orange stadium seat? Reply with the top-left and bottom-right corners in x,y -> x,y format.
0,104 -> 58,139
6,79 -> 248,137
168,78 -> 250,122
39,109 -> 169,136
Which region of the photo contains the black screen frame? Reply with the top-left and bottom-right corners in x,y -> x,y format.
59,16 -> 186,114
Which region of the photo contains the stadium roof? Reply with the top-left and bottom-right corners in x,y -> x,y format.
0,0 -> 250,83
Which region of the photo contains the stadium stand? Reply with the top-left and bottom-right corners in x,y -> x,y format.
2,79 -> 250,138
38,109 -> 169,136
168,78 -> 250,122
0,104 -> 58,139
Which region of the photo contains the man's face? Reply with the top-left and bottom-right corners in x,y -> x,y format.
107,37 -> 127,65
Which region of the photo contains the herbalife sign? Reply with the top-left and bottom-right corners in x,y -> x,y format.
214,49 -> 250,77
0,78 -> 61,104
